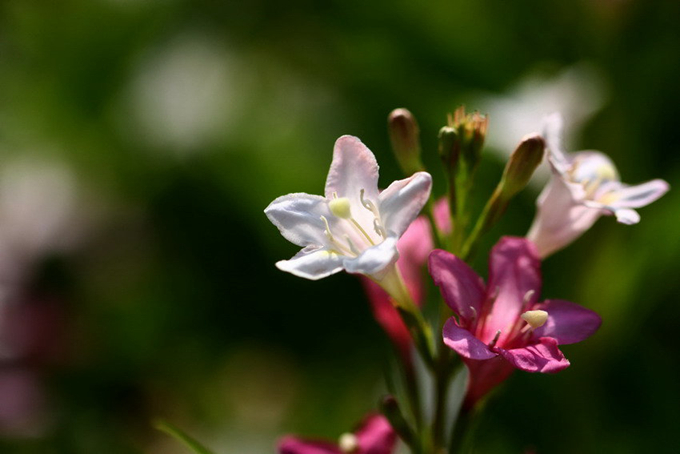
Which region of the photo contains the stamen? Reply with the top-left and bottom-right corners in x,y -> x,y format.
360,188 -> 377,213
469,305 -> 478,321
522,290 -> 535,308
320,216 -> 334,241
338,433 -> 359,453
488,330 -> 501,349
349,218 -> 376,246
373,218 -> 387,238
329,197 -> 352,219
521,310 -> 548,330
344,235 -> 361,256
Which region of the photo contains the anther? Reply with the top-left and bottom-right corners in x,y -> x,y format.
360,189 -> 377,213
338,433 -> 359,453
329,197 -> 352,219
521,310 -> 548,330
373,218 -> 387,237
488,330 -> 501,349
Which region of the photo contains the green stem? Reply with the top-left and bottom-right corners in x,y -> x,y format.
448,406 -> 478,454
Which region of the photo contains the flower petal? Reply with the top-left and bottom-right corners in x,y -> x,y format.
497,337 -> 570,373
606,179 -> 670,209
543,112 -> 571,175
265,193 -> 334,248
442,318 -> 496,360
343,236 -> 399,279
378,172 -> 432,238
484,237 -> 541,342
354,414 -> 397,454
612,207 -> 640,224
325,135 -> 379,202
278,436 -> 340,454
533,299 -> 602,345
527,177 -> 603,257
428,249 -> 485,324
276,247 -> 345,280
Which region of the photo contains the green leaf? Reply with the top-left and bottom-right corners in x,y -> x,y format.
153,419 -> 217,454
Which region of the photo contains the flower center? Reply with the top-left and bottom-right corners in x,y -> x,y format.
320,190 -> 387,257
568,154 -> 619,198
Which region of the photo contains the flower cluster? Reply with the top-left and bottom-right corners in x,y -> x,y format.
265,108 -> 668,453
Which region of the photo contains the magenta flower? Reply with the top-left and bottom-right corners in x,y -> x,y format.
429,237 -> 601,409
278,414 -> 397,454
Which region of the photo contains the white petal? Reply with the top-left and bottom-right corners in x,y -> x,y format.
343,236 -> 399,279
276,246 -> 345,280
613,208 -> 640,225
377,172 -> 432,238
606,179 -> 669,209
324,135 -> 380,202
265,193 -> 332,248
543,112 -> 571,174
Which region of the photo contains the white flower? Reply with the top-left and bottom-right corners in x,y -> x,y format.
527,113 -> 669,257
265,135 -> 432,280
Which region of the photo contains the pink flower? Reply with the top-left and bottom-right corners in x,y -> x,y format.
429,237 -> 601,409
361,200 -> 451,360
278,414 -> 397,454
527,113 -> 669,257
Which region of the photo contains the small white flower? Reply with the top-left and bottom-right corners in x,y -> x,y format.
265,135 -> 432,280
527,113 -> 669,257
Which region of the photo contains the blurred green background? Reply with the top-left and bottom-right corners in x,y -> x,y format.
0,0 -> 679,452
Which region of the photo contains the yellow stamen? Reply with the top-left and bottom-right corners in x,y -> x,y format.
329,197 -> 352,219
338,433 -> 359,453
521,310 -> 548,329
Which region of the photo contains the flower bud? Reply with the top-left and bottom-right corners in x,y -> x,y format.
438,125 -> 459,168
388,108 -> 424,176
448,106 -> 488,168
500,134 -> 545,199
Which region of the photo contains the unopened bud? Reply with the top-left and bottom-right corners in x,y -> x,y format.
388,108 -> 424,175
438,126 -> 459,167
448,106 -> 488,166
500,134 -> 545,198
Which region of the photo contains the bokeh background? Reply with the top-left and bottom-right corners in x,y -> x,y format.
0,0 -> 679,452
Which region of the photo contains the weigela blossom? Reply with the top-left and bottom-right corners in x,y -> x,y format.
361,200 -> 450,360
429,237 -> 601,409
278,414 -> 397,454
265,135 -> 432,281
527,113 -> 669,257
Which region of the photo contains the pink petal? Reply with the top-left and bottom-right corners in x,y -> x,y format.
278,436 -> 340,454
527,177 -> 602,257
361,277 -> 412,362
533,299 -> 602,345
483,237 -> 541,341
442,318 -> 496,360
378,172 -> 432,238
428,249 -> 485,324
433,197 -> 452,234
354,414 -> 397,454
462,356 -> 515,411
325,135 -> 380,202
497,337 -> 570,373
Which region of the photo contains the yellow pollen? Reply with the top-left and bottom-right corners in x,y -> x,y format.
521,310 -> 548,329
338,433 -> 359,453
329,197 -> 352,219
